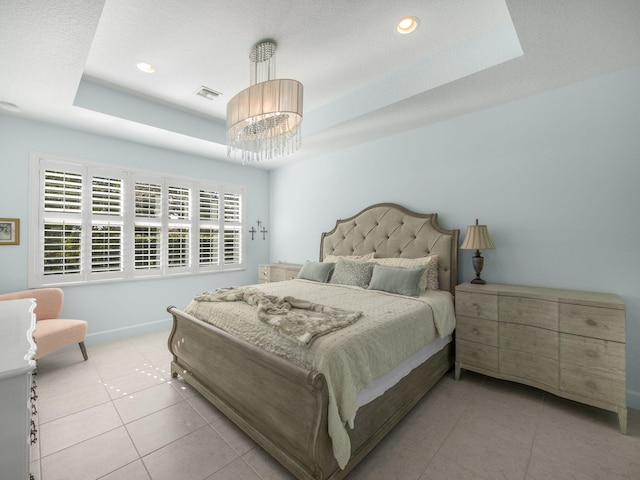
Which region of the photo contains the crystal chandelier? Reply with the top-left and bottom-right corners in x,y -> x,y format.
226,40 -> 304,163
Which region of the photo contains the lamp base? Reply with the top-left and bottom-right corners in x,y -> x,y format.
471,250 -> 487,285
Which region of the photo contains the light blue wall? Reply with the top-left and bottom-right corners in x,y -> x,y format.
1,66 -> 638,408
269,66 -> 640,408
0,116 -> 270,343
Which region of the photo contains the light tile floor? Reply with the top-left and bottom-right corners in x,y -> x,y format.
31,329 -> 640,480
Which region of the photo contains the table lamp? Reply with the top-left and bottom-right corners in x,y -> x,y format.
460,219 -> 495,284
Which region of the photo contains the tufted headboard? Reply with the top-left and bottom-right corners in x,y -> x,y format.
320,203 -> 459,294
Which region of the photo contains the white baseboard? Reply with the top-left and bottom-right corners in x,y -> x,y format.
85,317 -> 172,345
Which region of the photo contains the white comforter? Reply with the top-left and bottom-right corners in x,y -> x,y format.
184,279 -> 455,468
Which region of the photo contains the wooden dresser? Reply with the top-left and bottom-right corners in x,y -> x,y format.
258,263 -> 302,283
454,282 -> 627,433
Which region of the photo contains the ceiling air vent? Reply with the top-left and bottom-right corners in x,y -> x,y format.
196,86 -> 222,101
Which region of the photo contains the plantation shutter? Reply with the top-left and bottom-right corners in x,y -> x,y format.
90,174 -> 123,275
42,169 -> 83,278
30,155 -> 246,286
199,189 -> 220,266
134,181 -> 162,272
223,192 -> 242,266
167,185 -> 191,269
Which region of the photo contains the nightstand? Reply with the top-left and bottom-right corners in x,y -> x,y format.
454,282 -> 627,433
258,263 -> 302,283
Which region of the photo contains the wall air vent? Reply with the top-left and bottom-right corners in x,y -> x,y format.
196,86 -> 222,101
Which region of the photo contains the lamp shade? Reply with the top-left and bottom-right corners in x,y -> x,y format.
226,79 -> 303,142
226,40 -> 304,163
460,220 -> 495,250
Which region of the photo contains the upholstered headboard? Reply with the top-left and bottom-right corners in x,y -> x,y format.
320,203 -> 459,294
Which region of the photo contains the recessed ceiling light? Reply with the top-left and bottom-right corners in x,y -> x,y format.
397,16 -> 420,34
0,101 -> 20,112
135,61 -> 155,73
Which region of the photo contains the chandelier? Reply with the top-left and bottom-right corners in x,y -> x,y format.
226,40 -> 304,163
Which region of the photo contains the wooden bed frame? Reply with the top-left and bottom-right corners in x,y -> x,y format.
167,203 -> 459,479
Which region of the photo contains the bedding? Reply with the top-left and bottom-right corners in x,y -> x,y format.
355,334 -> 452,408
184,278 -> 455,467
370,254 -> 440,291
368,264 -> 425,297
323,253 -> 375,262
191,286 -> 362,346
328,258 -> 375,288
297,260 -> 335,282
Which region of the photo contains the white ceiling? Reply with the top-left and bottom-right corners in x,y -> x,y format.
1,0 -> 640,169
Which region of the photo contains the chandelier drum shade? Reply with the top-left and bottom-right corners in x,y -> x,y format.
226,41 -> 303,164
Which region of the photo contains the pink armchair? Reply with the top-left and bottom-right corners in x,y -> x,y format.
0,288 -> 88,360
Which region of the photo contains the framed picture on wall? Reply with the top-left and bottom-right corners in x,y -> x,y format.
0,218 -> 20,245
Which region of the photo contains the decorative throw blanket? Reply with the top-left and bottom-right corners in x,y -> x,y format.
193,287 -> 362,346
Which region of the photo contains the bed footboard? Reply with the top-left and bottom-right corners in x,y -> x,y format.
167,305 -> 453,480
167,306 -> 337,479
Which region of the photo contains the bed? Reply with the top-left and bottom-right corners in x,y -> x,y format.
167,203 -> 459,479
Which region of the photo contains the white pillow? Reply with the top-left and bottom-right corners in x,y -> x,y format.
323,252 -> 375,263
371,255 -> 439,290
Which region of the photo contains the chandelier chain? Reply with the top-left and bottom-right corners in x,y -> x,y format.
250,41 -> 276,86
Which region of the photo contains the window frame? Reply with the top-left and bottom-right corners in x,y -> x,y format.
29,154 -> 247,287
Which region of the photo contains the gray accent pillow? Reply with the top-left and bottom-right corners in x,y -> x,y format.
297,261 -> 334,283
367,264 -> 426,297
371,255 -> 439,291
329,258 -> 375,288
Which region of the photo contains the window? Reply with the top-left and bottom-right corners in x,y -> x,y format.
29,155 -> 246,286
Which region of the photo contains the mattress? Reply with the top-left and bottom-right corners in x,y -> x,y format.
355,334 -> 452,409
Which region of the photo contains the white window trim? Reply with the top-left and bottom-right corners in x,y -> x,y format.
29,153 -> 247,287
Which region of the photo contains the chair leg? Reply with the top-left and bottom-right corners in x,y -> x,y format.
79,341 -> 88,361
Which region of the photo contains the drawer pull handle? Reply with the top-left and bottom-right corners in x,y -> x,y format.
472,303 -> 479,310
471,352 -> 479,359
586,318 -> 597,326
586,350 -> 598,358
30,420 -> 38,444
585,380 -> 597,391
472,328 -> 480,335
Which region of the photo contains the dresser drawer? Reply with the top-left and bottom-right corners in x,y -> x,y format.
258,265 -> 270,283
560,365 -> 626,406
456,316 -> 498,347
456,338 -> 498,372
259,264 -> 302,283
560,334 -> 625,378
559,303 -> 625,342
269,266 -> 299,282
455,292 -> 498,320
499,296 -> 558,330
500,323 -> 558,360
500,349 -> 559,389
